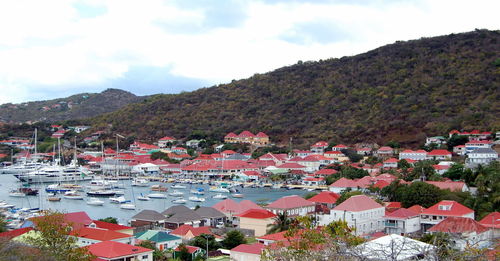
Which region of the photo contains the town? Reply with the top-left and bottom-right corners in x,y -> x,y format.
0,126 -> 498,260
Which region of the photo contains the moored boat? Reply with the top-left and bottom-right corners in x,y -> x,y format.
86,190 -> 116,197
147,193 -> 167,199
9,190 -> 26,197
86,198 -> 104,206
172,198 -> 187,204
231,193 -> 244,198
171,184 -> 186,189
109,196 -> 127,204
120,203 -> 135,210
213,193 -> 227,199
189,196 -> 205,202
169,190 -> 184,197
209,186 -> 230,193
151,185 -> 168,192
63,190 -> 84,200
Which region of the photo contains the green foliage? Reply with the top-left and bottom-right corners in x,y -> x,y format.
382,181 -> 444,208
385,141 -> 400,148
138,240 -> 168,260
175,244 -> 192,261
189,234 -> 220,251
98,217 -> 118,224
87,30 -> 500,146
341,149 -> 363,163
404,160 -> 438,181
325,175 -> 338,185
338,166 -> 369,179
150,151 -> 180,164
222,230 -> 247,249
336,190 -> 363,205
303,191 -> 318,199
267,212 -> 292,234
397,159 -> 411,169
0,215 -> 7,233
442,163 -> 471,181
221,143 -> 249,153
447,135 -> 468,151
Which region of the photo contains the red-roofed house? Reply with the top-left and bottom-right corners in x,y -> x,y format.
89,220 -> 134,235
383,158 -> 398,168
465,140 -> 493,154
225,131 -> 269,145
399,149 -> 428,161
170,225 -> 217,241
408,205 -> 425,214
86,240 -> 153,261
231,243 -> 265,261
71,227 -> 134,246
453,145 -> 466,156
428,217 -> 492,250
328,177 -> 359,193
266,195 -> 315,217
236,209 -> 277,236
319,195 -> 385,235
158,136 -> 176,147
0,227 -> 33,240
332,144 -> 348,151
315,168 -> 338,176
479,212 -> 500,238
173,245 -> 205,260
375,146 -> 394,158
308,191 -> 340,209
356,147 -> 372,156
426,150 -> 452,160
276,162 -> 307,171
384,208 -> 420,235
420,200 -> 474,231
212,199 -> 263,217
311,141 -> 329,154
425,181 -> 469,192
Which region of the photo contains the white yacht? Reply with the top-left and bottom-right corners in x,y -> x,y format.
109,196 -> 127,204
172,198 -> 187,204
209,186 -> 230,193
188,196 -> 205,202
213,193 -> 227,199
131,178 -> 149,187
169,190 -> 184,197
147,193 -> 167,199
86,198 -> 104,206
17,161 -> 92,184
63,191 -> 84,200
171,184 -> 187,189
120,203 -> 135,210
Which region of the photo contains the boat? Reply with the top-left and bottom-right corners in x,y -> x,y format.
86,198 -> 104,206
13,187 -> 39,196
209,186 -> 230,193
63,190 -> 84,200
109,196 -> 127,204
45,184 -> 72,194
169,190 -> 184,197
131,178 -> 149,187
87,178 -> 113,190
231,193 -> 244,198
151,185 -> 168,192
213,193 -> 227,199
16,159 -> 92,184
2,162 -> 48,175
190,188 -> 205,195
137,195 -> 150,201
120,203 -> 135,210
171,184 -> 186,189
9,190 -> 26,197
86,190 -> 116,197
47,196 -> 61,202
147,193 -> 167,199
171,198 -> 187,204
189,196 -> 205,202
0,201 -> 15,209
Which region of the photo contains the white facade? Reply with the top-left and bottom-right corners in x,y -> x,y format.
266,205 -> 315,217
75,236 -> 134,247
318,207 -> 385,235
420,212 -> 475,227
466,148 -> 498,168
384,216 -> 421,235
425,136 -> 446,146
399,151 -> 427,161
465,142 -> 493,154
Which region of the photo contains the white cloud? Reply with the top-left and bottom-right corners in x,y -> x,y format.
0,0 -> 498,103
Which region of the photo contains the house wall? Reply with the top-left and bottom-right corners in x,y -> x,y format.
230,251 -> 261,261
156,238 -> 182,251
267,205 -> 315,217
238,217 -> 275,237
329,186 -> 358,194
76,236 -> 134,247
319,207 -> 385,235
384,216 -> 420,235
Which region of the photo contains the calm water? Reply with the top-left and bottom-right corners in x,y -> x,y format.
0,175 -> 307,225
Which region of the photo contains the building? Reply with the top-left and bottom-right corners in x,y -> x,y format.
384,208 -> 421,235
375,146 -> 394,158
319,195 -> 385,236
354,234 -> 435,260
70,227 -> 135,247
170,225 -> 219,241
426,149 -> 452,160
311,141 -> 329,154
230,243 -> 265,261
328,177 -> 360,193
425,181 -> 469,192
332,144 -> 348,151
162,205 -> 203,229
399,150 -> 427,161
194,207 -> 227,227
307,191 -> 340,210
383,158 -> 398,168
224,131 -> 269,146
466,148 -> 498,168
135,230 -> 182,250
85,240 -> 153,261
236,209 -> 277,237
158,136 -> 176,148
428,217 -> 492,250
130,210 -> 166,229
265,195 -> 315,217
425,136 -> 446,146
173,245 -> 205,260
465,140 -> 493,154
479,212 -> 500,238
420,200 -> 474,231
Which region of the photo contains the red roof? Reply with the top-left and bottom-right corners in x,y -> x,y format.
92,220 -> 133,231
225,132 -> 238,138
86,241 -> 152,258
385,208 -> 418,219
71,227 -> 132,241
231,243 -> 265,255
222,150 -> 236,154
425,181 -> 465,191
308,191 -> 340,204
171,225 -> 213,237
329,177 -> 357,188
449,130 -> 460,135
277,163 -> 306,169
429,217 -> 489,234
159,136 -> 175,141
333,195 -> 383,212
466,140 -> 493,145
408,205 -> 425,214
212,199 -> 263,215
384,158 -> 398,163
312,141 -> 328,147
427,149 -> 452,156
0,227 -> 33,239
421,200 -> 474,217
315,169 -> 338,175
373,180 -> 390,189
175,245 -> 201,254
385,202 -> 402,209
238,131 -> 256,138
256,132 -> 268,138
236,209 -> 276,219
479,212 -> 500,229
378,146 -> 393,151
266,195 -> 315,209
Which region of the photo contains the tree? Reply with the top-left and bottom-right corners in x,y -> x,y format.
24,211 -> 94,261
267,212 -> 292,234
336,190 -> 363,205
447,134 -> 468,151
175,244 -> 192,261
341,149 -> 363,163
397,159 -> 411,170
405,160 -> 438,181
222,230 -> 247,249
303,191 -> 318,199
338,166 -> 369,179
442,163 -> 471,181
138,240 -> 168,261
189,234 -> 220,251
0,215 -> 7,233
98,217 -> 118,224
385,141 -> 400,149
400,182 -> 443,208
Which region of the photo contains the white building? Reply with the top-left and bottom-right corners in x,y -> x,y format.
420,200 -> 474,231
319,195 -> 385,236
399,149 -> 427,161
466,148 -> 498,168
465,140 -> 493,154
428,217 -> 492,250
384,208 -> 421,235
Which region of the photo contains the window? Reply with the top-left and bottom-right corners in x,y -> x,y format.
142,255 -> 149,259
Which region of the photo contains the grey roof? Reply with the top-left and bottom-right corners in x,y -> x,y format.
162,205 -> 202,224
470,148 -> 497,154
195,207 -> 226,219
225,153 -> 250,160
132,210 -> 166,222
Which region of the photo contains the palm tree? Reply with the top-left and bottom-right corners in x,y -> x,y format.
267,212 -> 291,234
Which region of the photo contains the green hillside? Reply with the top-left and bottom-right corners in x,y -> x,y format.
91,30 -> 500,146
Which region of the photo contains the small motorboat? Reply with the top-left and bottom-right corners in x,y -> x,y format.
189,196 -> 205,202
109,196 -> 127,204
147,193 -> 167,199
0,201 -> 15,209
63,191 -> 84,200
45,184 -> 72,194
120,203 -> 135,210
169,190 -> 184,197
151,185 -> 168,192
86,198 -> 104,206
113,190 -> 125,195
172,198 -> 187,204
137,194 -> 150,201
209,186 -> 230,193
47,196 -> 61,202
213,193 -> 227,199
131,178 -> 149,187
9,190 -> 26,197
190,188 -> 205,195
231,193 -> 244,198
171,184 -> 186,189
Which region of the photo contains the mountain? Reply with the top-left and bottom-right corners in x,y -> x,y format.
91,30 -> 500,146
0,89 -> 144,124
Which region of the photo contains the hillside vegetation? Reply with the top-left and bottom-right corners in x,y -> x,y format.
89,30 -> 500,146
0,89 -> 143,123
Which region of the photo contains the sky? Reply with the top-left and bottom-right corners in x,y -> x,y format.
0,0 -> 498,104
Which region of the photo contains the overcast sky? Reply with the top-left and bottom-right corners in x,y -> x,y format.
0,0 -> 498,104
